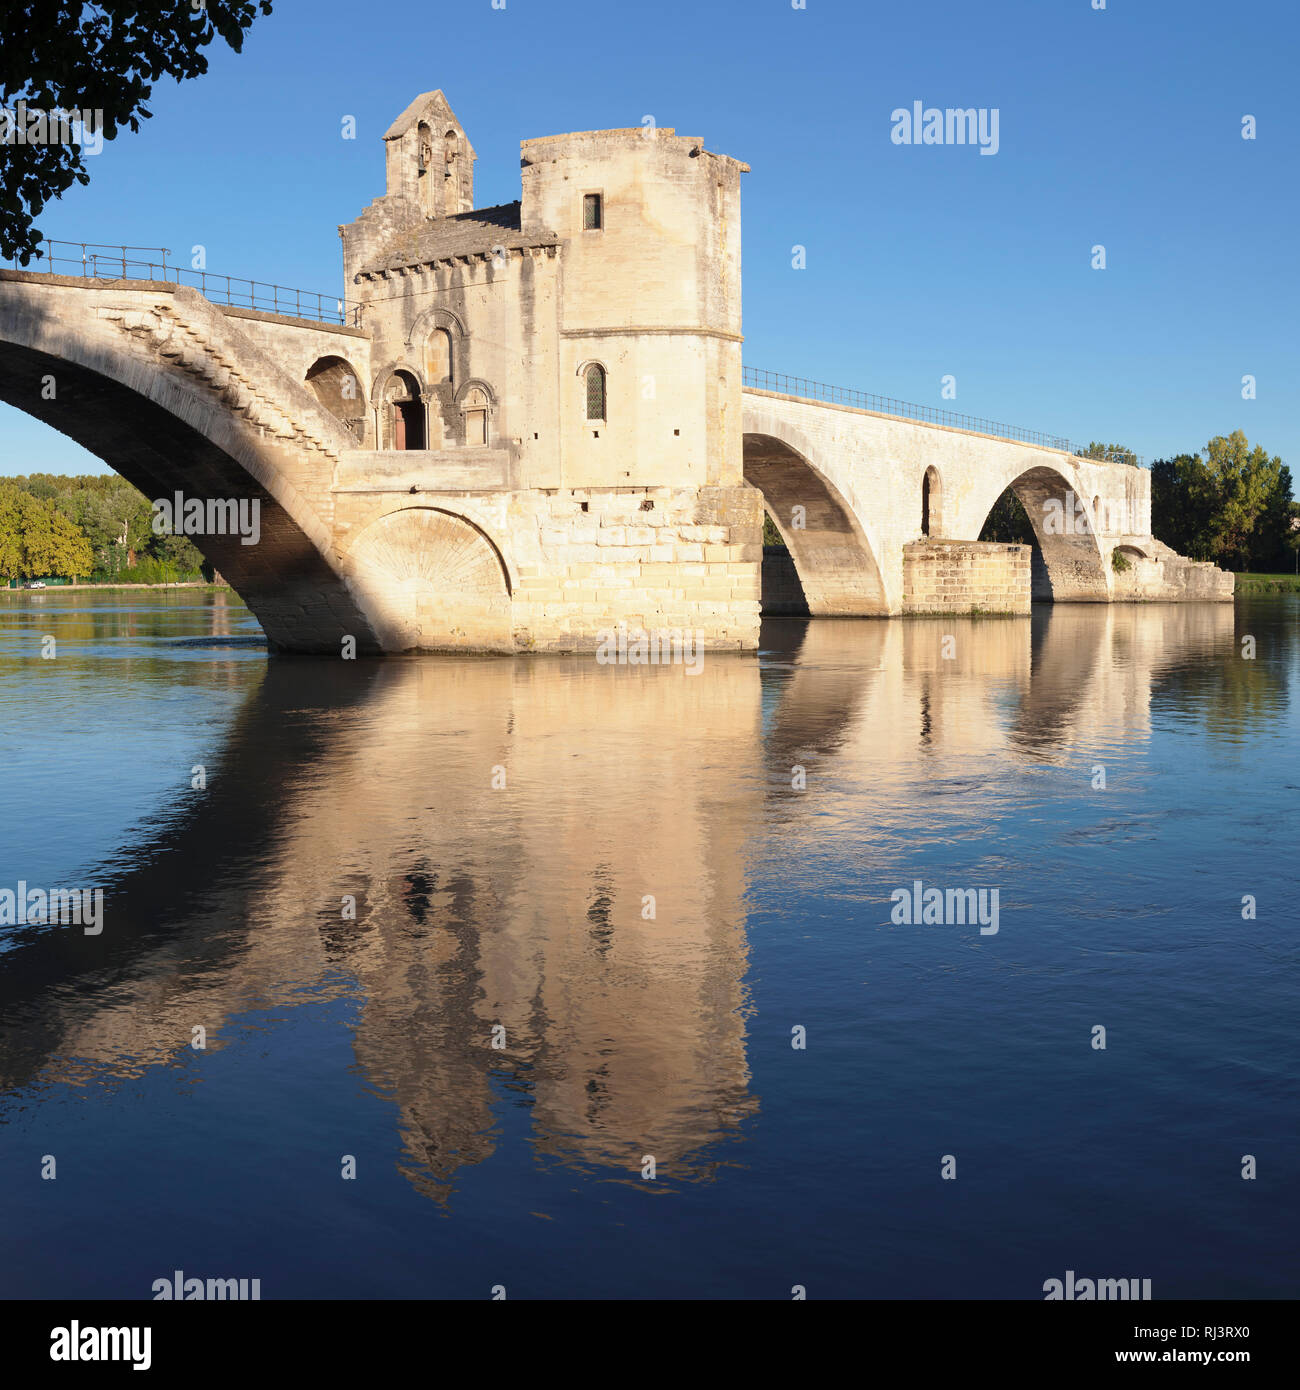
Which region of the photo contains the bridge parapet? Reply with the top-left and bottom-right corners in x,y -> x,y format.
4,241 -> 359,325
742,368 -> 1145,466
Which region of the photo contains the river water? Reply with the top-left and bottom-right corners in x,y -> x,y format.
0,589 -> 1296,1299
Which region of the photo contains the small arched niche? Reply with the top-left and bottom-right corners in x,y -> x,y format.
461,386 -> 489,446
425,327 -> 454,386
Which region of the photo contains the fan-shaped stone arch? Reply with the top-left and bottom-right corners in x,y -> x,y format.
339,506 -> 513,652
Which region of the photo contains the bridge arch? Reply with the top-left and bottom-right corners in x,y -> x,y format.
742,431 -> 889,616
337,505 -> 514,652
0,275 -> 383,652
974,462 -> 1110,601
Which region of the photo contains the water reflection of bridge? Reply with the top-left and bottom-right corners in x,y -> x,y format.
0,604 -> 1247,1202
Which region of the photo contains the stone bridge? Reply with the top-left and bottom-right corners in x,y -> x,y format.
742,387 -> 1231,617
0,270 -> 1229,653
0,92 -> 1230,653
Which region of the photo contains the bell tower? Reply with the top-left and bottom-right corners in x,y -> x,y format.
382,90 -> 475,219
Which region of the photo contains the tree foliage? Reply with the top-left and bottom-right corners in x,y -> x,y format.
0,481 -> 94,579
979,487 -> 1036,545
762,512 -> 786,548
0,473 -> 205,580
1152,432 -> 1296,571
1081,441 -> 1139,468
1,1 -> 273,262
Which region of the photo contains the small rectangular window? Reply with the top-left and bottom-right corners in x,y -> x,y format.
583,193 -> 602,230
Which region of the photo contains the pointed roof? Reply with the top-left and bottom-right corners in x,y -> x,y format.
383,90 -> 474,155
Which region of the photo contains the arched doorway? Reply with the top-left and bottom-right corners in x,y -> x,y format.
462,387 -> 488,446
385,370 -> 425,450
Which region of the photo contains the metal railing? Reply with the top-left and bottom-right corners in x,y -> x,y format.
742,367 -> 1143,466
4,240 -> 358,326
0,249 -> 1142,460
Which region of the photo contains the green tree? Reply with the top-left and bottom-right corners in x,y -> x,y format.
1152,452 -> 1217,560
1081,441 -> 1139,468
0,481 -> 93,579
154,529 -> 205,575
0,485 -> 24,581
979,488 -> 1036,544
1203,431 -> 1290,571
1152,433 -> 1294,571
1,1 -> 272,263
762,512 -> 786,548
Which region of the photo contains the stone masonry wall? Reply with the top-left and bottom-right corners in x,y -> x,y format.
329,482 -> 763,652
511,484 -> 763,650
902,540 -> 1031,615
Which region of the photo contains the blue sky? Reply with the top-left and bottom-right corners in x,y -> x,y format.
3,0 -> 1297,477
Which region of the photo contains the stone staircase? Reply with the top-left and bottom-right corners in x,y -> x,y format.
95,286 -> 357,523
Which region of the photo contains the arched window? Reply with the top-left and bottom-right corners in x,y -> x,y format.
921,466 -> 941,537
1092,495 -> 1102,535
585,363 -> 606,422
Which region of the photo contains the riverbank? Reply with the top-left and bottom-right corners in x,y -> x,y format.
1234,572 -> 1300,593
3,581 -> 229,593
